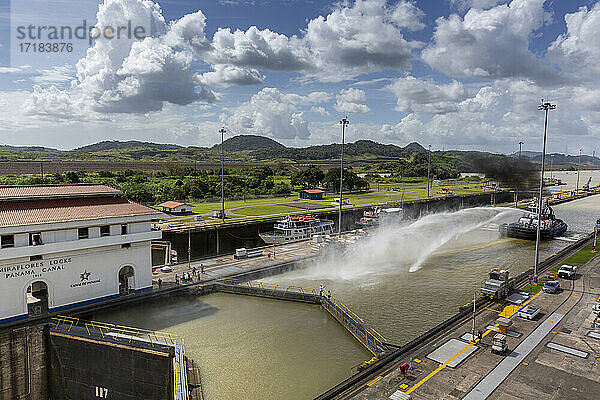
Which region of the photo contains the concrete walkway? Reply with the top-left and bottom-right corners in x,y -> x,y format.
463,312 -> 564,400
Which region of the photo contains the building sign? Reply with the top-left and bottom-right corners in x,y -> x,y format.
70,270 -> 101,288
0,257 -> 72,279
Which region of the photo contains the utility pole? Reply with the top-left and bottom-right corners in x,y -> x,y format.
427,144 -> 432,198
577,148 -> 582,193
534,100 -> 556,283
338,117 -> 349,237
219,127 -> 226,223
188,229 -> 191,269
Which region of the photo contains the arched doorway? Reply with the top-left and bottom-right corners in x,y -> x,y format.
26,281 -> 49,316
118,266 -> 135,295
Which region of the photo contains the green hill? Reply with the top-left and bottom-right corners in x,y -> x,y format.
73,140 -> 182,153
212,135 -> 285,151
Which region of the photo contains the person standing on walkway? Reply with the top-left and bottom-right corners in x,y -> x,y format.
319,285 -> 324,296
175,274 -> 179,285
158,278 -> 162,289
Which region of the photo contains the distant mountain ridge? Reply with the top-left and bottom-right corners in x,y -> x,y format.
0,144 -> 61,152
516,151 -> 600,167
212,135 -> 286,151
73,140 -> 182,152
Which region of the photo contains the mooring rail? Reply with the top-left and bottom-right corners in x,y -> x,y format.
215,280 -> 390,355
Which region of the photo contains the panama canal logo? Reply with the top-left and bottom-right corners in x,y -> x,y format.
71,270 -> 100,288
80,270 -> 91,281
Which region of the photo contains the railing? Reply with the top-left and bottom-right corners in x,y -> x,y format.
51,315 -> 184,347
216,280 -> 389,355
217,279 -> 321,304
321,295 -> 388,355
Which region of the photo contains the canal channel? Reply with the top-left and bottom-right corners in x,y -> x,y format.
94,190 -> 600,400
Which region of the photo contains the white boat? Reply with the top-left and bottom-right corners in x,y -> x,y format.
259,215 -> 334,244
357,206 -> 403,227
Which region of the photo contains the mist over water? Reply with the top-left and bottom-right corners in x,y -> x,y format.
295,207 -> 522,281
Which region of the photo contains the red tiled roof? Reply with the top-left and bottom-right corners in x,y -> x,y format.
302,189 -> 324,194
0,196 -> 160,227
158,201 -> 187,208
0,184 -> 121,200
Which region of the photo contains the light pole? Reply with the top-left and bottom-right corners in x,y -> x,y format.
518,141 -> 524,160
427,144 -> 432,198
577,148 -> 582,193
338,117 -> 349,237
550,154 -> 554,179
515,141 -> 524,207
219,127 -> 226,223
534,100 -> 556,283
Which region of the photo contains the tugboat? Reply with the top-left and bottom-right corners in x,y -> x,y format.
499,201 -> 567,240
357,206 -> 403,228
259,215 -> 334,244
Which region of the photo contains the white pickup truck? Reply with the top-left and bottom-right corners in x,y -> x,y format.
557,264 -> 577,279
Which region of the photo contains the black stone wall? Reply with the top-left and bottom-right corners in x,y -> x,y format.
48,333 -> 174,400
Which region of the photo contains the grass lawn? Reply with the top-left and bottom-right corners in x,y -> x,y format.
160,180 -> 492,220
551,243 -> 599,272
520,281 -> 546,294
190,195 -> 298,214
235,205 -> 299,216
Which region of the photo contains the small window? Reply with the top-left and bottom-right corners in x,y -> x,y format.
121,243 -> 131,249
1,235 -> 14,248
121,224 -> 128,235
100,225 -> 110,237
78,228 -> 89,240
29,233 -> 43,246
30,255 -> 43,261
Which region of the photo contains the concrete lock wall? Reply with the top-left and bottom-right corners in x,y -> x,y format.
0,242 -> 153,324
0,325 -> 48,400
48,333 -> 175,400
164,191 -> 515,260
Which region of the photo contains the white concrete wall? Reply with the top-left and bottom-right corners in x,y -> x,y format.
0,241 -> 154,322
129,222 -> 149,234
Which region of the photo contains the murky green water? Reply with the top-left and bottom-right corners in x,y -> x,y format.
94,193 -> 600,400
94,294 -> 370,400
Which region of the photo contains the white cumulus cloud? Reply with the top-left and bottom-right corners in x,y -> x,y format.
548,3 -> 600,81
386,76 -> 470,114
27,0 -> 217,117
198,65 -> 264,88
222,87 -> 331,140
423,0 -> 561,84
335,88 -> 371,114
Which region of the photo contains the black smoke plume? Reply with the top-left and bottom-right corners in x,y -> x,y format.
471,154 -> 540,191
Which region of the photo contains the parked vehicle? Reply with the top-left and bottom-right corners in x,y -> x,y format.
557,264 -> 577,279
160,266 -> 173,273
543,280 -> 560,293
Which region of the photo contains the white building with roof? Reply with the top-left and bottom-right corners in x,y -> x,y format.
157,201 -> 193,215
0,184 -> 164,324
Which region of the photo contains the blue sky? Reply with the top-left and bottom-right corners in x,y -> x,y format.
1,0 -> 600,155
